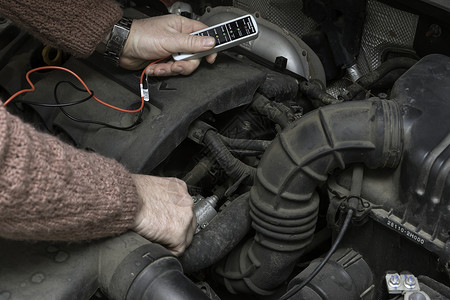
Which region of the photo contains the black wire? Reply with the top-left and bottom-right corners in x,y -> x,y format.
16,81 -> 93,107
279,209 -> 354,300
52,81 -> 143,130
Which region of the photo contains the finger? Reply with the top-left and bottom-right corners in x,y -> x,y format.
170,245 -> 184,257
169,34 -> 215,55
185,222 -> 196,247
170,60 -> 202,76
190,214 -> 197,236
206,53 -> 217,64
180,215 -> 197,253
145,61 -> 175,76
172,193 -> 194,207
146,59 -> 202,76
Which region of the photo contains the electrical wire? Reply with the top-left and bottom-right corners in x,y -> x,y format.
15,81 -> 93,107
52,81 -> 143,130
2,56 -> 170,130
3,56 -> 169,111
2,66 -> 144,113
279,209 -> 354,300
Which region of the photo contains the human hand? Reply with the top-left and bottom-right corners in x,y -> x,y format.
131,174 -> 196,256
120,14 -> 217,76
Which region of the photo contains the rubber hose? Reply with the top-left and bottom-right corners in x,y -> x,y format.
215,99 -> 403,294
180,193 -> 251,273
299,80 -> 341,107
218,134 -> 272,152
339,57 -> 417,101
353,68 -> 407,100
251,93 -> 291,128
203,130 -> 256,185
182,156 -> 214,186
99,232 -> 209,300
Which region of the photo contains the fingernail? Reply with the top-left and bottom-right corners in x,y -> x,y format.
203,37 -> 215,47
174,66 -> 183,73
157,69 -> 166,75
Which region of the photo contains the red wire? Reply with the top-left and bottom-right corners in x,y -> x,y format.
3,56 -> 169,113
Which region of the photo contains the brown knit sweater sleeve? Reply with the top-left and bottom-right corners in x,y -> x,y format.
0,0 -> 122,57
0,106 -> 139,241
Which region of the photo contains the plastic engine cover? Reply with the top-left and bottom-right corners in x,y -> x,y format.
390,54 -> 450,252
22,53 -> 267,173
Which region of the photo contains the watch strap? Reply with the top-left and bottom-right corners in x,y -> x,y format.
104,16 -> 133,66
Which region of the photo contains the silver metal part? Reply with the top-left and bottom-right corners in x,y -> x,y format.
233,0 -> 318,39
385,273 -> 421,295
199,6 -> 325,84
347,63 -> 363,82
357,0 -> 419,74
193,195 -> 220,234
388,274 -> 401,290
168,1 -> 197,19
234,0 -> 419,97
404,291 -> 431,300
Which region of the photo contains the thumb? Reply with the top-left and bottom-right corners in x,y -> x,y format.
175,34 -> 216,54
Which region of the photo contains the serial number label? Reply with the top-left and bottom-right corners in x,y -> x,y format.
386,220 -> 425,245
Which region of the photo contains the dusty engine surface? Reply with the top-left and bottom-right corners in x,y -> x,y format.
1,1 -> 450,300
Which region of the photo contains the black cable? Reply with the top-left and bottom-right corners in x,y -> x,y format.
16,81 -> 93,107
53,81 -> 143,130
279,209 -> 354,300
203,130 -> 256,186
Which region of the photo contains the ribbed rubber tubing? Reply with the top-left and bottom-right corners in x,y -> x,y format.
216,99 -> 403,294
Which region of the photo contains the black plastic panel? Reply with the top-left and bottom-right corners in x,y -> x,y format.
391,54 -> 450,251
22,54 -> 266,173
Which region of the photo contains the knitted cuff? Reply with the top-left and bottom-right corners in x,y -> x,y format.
0,0 -> 122,57
0,106 -> 140,241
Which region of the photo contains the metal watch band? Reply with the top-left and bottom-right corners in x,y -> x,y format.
104,16 -> 133,66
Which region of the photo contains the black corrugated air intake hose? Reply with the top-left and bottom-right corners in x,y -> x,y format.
215,99 -> 403,295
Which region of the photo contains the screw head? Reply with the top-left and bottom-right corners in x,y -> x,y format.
389,274 -> 400,286
404,275 -> 416,288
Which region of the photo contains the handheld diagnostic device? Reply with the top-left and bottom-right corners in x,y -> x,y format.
172,14 -> 259,61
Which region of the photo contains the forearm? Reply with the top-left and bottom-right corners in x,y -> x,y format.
0,0 -> 122,57
0,106 -> 139,241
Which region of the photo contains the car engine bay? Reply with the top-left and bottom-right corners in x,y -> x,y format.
0,0 -> 450,299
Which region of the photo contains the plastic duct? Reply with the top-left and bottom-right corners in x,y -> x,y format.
215,99 -> 403,294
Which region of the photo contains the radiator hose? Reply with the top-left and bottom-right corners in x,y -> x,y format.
215,99 -> 403,294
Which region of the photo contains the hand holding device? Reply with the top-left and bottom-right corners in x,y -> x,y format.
172,14 -> 259,61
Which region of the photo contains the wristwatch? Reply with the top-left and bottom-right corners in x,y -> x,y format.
103,16 -> 133,66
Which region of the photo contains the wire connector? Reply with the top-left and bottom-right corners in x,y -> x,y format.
140,83 -> 149,102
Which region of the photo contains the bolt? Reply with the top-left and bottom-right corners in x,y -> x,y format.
404,275 -> 416,288
378,93 -> 388,99
193,129 -> 202,140
389,274 -> 400,286
426,24 -> 442,38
